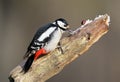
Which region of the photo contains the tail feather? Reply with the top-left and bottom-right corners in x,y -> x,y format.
23,50 -> 30,59
23,54 -> 34,73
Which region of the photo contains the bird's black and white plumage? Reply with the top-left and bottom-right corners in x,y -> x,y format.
23,18 -> 69,73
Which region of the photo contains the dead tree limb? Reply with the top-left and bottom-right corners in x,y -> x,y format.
9,14 -> 110,82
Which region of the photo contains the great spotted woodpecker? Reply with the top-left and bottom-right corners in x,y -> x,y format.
23,18 -> 69,73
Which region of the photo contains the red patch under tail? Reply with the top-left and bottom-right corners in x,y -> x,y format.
34,48 -> 46,60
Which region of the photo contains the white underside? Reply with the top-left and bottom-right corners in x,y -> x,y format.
44,28 -> 63,52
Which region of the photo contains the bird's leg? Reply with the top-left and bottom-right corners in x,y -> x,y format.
57,42 -> 64,54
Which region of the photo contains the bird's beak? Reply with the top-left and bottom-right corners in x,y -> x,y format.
66,25 -> 70,30
66,26 -> 73,33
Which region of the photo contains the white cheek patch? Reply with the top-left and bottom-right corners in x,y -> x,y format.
57,21 -> 65,27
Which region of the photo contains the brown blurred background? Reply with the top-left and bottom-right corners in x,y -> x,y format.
0,0 -> 120,82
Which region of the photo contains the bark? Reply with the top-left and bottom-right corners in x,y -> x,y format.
9,14 -> 110,82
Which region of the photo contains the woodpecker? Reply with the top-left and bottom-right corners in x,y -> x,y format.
23,18 -> 69,73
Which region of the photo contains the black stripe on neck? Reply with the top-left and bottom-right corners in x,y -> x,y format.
58,26 -> 66,31
52,22 -> 66,31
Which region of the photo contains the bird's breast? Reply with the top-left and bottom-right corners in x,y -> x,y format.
44,28 -> 62,52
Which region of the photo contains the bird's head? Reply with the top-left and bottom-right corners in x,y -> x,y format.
54,18 -> 69,31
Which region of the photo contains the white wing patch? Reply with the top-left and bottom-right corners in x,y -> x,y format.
37,27 -> 56,41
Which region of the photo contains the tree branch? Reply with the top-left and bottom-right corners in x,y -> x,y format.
9,14 -> 110,82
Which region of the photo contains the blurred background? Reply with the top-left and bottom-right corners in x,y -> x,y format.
0,0 -> 120,82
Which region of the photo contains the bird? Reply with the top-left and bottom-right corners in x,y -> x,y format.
23,18 -> 69,73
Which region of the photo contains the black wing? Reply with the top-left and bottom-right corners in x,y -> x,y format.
24,23 -> 56,58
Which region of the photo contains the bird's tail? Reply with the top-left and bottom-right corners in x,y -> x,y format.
23,54 -> 34,73
23,48 -> 47,73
